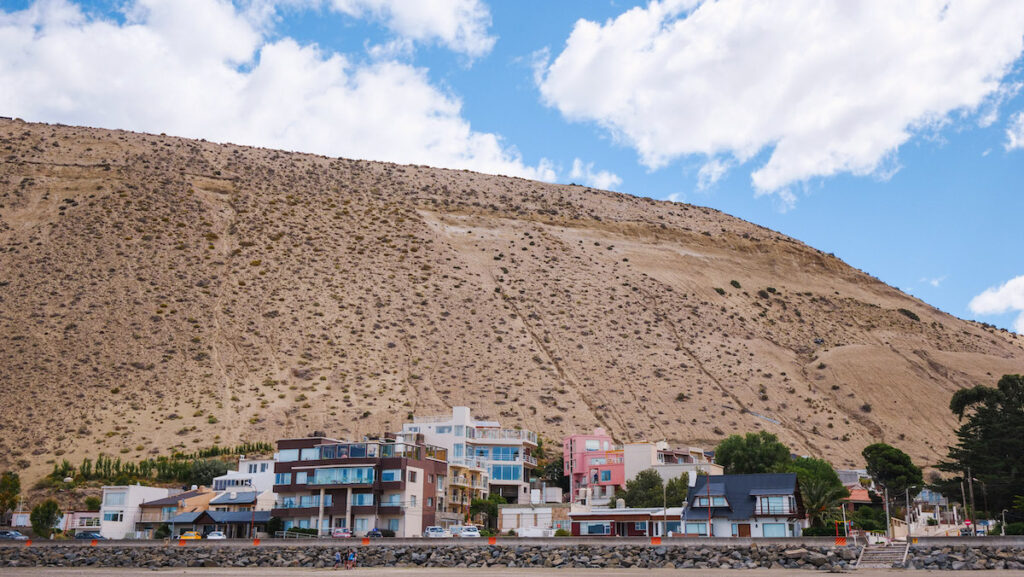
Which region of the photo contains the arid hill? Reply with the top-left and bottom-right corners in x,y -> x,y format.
1,119 -> 1021,483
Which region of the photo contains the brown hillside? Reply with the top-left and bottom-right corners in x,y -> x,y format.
1,119 -> 1021,483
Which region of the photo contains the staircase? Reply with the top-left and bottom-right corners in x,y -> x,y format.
856,543 -> 909,569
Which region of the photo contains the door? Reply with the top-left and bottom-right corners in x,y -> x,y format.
737,524 -> 751,537
615,522 -> 627,536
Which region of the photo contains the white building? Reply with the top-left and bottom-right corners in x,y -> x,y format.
99,485 -> 171,539
401,407 -> 539,504
623,441 -> 722,488
212,457 -> 276,494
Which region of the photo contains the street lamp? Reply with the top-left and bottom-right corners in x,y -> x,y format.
245,480 -> 256,539
1002,510 -> 1008,536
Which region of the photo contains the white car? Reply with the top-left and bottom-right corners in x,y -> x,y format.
456,526 -> 481,538
422,526 -> 451,538
205,531 -> 227,540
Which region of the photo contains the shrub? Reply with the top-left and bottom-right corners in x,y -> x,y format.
154,524 -> 171,539
554,528 -> 571,537
84,496 -> 101,511
380,529 -> 396,538
1006,522 -> 1024,535
860,403 -> 872,413
897,308 -> 920,321
31,499 -> 62,538
801,525 -> 839,536
714,287 -> 726,295
730,280 -> 741,289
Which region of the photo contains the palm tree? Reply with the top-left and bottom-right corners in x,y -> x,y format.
801,478 -> 850,528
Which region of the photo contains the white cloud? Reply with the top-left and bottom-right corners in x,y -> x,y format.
537,0 -> 1024,198
570,158 -> 622,190
919,275 -> 947,288
324,0 -> 495,57
1006,112 -> 1024,151
0,0 -> 552,181
969,275 -> 1024,332
696,158 -> 730,190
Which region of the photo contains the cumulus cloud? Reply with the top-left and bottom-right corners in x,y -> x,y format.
969,275 -> 1024,332
0,0 -> 551,181
537,0 -> 1024,197
1007,112 -> 1024,151
569,158 -> 622,190
696,158 -> 730,191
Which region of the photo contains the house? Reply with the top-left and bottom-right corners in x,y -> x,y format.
60,511 -> 102,534
212,457 -> 277,493
623,442 -> 722,489
683,473 -> 804,538
209,489 -> 276,512
401,407 -> 538,508
499,502 -> 571,535
166,510 -> 271,538
135,487 -> 216,538
99,485 -> 172,539
272,435 -> 448,537
569,506 -> 683,537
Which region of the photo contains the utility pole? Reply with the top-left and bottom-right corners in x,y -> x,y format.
662,478 -> 667,538
883,487 -> 891,541
706,474 -> 712,538
967,468 -> 977,537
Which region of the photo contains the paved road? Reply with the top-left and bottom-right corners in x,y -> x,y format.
5,569 -> 1022,577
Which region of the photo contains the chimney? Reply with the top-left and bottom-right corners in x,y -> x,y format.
230,491 -> 237,499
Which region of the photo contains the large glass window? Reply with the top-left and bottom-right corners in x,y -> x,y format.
383,493 -> 401,506
584,440 -> 600,451
489,464 -> 522,481
277,449 -> 299,462
763,523 -> 787,537
274,473 -> 292,485
583,522 -> 609,535
300,448 -> 320,461
310,467 -> 375,485
600,470 -> 611,482
102,511 -> 123,522
298,494 -> 333,508
454,444 -> 463,458
684,522 -> 707,536
474,446 -> 490,459
381,469 -> 402,482
454,426 -> 464,437
350,493 -> 373,506
436,426 -> 452,434
296,471 -> 308,484
387,518 -> 400,532
491,446 -> 520,461
354,518 -> 368,531
104,492 -> 125,506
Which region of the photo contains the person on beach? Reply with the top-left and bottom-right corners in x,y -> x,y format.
333,550 -> 342,569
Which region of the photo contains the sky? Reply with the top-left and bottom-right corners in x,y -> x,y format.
1,0 -> 1023,332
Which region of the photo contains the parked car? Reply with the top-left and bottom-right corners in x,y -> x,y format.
457,526 -> 481,538
422,526 -> 450,538
0,530 -> 29,540
366,528 -> 383,539
331,527 -> 353,538
205,531 -> 227,540
178,531 -> 202,540
74,531 -> 106,540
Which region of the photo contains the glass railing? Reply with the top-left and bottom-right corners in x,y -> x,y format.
473,429 -> 538,443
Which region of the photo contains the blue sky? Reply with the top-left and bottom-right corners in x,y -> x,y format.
2,0 -> 1023,332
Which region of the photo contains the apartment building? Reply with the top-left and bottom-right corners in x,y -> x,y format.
212,457 -> 276,493
99,484 -> 172,539
135,487 -> 215,538
271,435 -> 448,537
401,407 -> 538,506
623,441 -> 722,487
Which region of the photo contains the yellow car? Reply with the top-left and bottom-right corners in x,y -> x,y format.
179,531 -> 202,540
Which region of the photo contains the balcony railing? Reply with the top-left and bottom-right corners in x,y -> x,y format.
449,457 -> 488,470
753,506 -> 796,516
473,429 -> 538,444
522,454 -> 538,466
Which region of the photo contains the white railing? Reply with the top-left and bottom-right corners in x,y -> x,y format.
411,415 -> 452,424
450,457 -> 487,469
473,429 -> 538,444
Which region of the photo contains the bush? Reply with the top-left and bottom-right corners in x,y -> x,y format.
286,527 -> 319,535
714,287 -> 726,295
84,496 -> 101,511
730,280 -> 741,289
154,524 -> 171,539
30,499 -> 62,538
897,308 -> 920,321
554,528 -> 571,537
1005,522 -> 1024,535
380,529 -> 396,538
801,525 -> 840,536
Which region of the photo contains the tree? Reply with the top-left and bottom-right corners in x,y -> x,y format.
0,472 -> 21,525
781,457 -> 844,492
84,496 -> 101,512
850,505 -> 887,532
862,443 -> 923,513
800,477 -> 849,528
665,474 -> 689,507
188,459 -> 229,487
540,455 -> 570,493
470,493 -> 506,529
939,374 -> 1024,513
621,469 -> 665,508
715,432 -> 790,474
30,499 -> 61,538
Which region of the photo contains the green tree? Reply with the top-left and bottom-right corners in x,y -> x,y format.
621,469 -> 665,508
781,457 -> 844,491
665,474 -> 689,507
188,459 -> 229,487
540,454 -> 570,493
84,496 -> 101,512
0,472 -> 21,525
470,493 -> 506,529
850,505 -> 887,532
939,374 -> 1024,513
862,443 -> 923,515
715,432 -> 791,474
800,477 -> 849,528
30,499 -> 61,538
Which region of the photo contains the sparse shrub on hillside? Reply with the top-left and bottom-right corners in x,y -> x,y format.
860,403 -> 872,413
714,287 -> 726,295
897,308 -> 920,321
730,280 -> 741,289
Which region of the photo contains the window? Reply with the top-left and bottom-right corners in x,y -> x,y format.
428,474 -> 434,484
454,426 -> 464,437
600,470 -> 611,482
298,519 -> 310,529
454,444 -> 464,458
409,495 -> 417,507
381,469 -> 402,482
387,518 -> 400,531
491,446 -> 520,462
712,496 -> 728,507
104,492 -> 125,506
279,497 -> 296,508
634,522 -> 646,532
102,511 -> 123,522
300,448 -> 320,461
426,497 -> 433,507
299,494 -> 333,508
731,523 -> 738,537
474,446 -> 490,459
274,473 -> 292,485
248,463 -> 257,473
408,471 -> 417,483
277,449 -> 299,462
603,441 -> 609,451
350,493 -> 373,506
261,463 -> 268,472
590,457 -> 606,465
384,494 -> 401,506
763,523 -> 787,537
583,522 -> 610,535
407,427 -> 419,433
354,518 -> 368,531
684,522 -> 707,536
489,465 -> 522,481
757,496 -> 791,515
584,440 -> 600,451
161,506 -> 177,520
296,472 -> 308,485
310,467 -> 375,485
436,426 -> 452,434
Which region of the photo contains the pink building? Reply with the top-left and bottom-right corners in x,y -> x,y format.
563,428 -> 624,505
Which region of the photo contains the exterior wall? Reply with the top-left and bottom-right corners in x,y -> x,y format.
653,463 -> 724,487
498,504 -> 571,533
61,511 -> 101,533
100,485 -> 171,539
213,458 -> 276,493
563,429 -> 620,504
622,443 -> 659,482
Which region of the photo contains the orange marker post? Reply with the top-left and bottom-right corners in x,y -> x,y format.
90,539 -> 98,547
25,540 -> 32,547
650,537 -> 662,545
253,538 -> 261,546
487,536 -> 497,545
361,537 -> 370,546
834,537 -> 847,546
178,539 -> 186,547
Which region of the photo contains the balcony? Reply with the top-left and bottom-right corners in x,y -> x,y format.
753,505 -> 797,516
473,428 -> 538,444
449,457 -> 488,470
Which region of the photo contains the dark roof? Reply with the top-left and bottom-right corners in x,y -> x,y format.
141,490 -> 208,507
209,491 -> 258,505
684,473 -> 797,521
168,511 -> 271,524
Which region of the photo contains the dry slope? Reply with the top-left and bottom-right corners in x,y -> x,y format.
1,119 -> 1021,482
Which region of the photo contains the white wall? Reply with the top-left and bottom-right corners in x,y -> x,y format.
403,466 -> 425,537
99,485 -> 171,539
